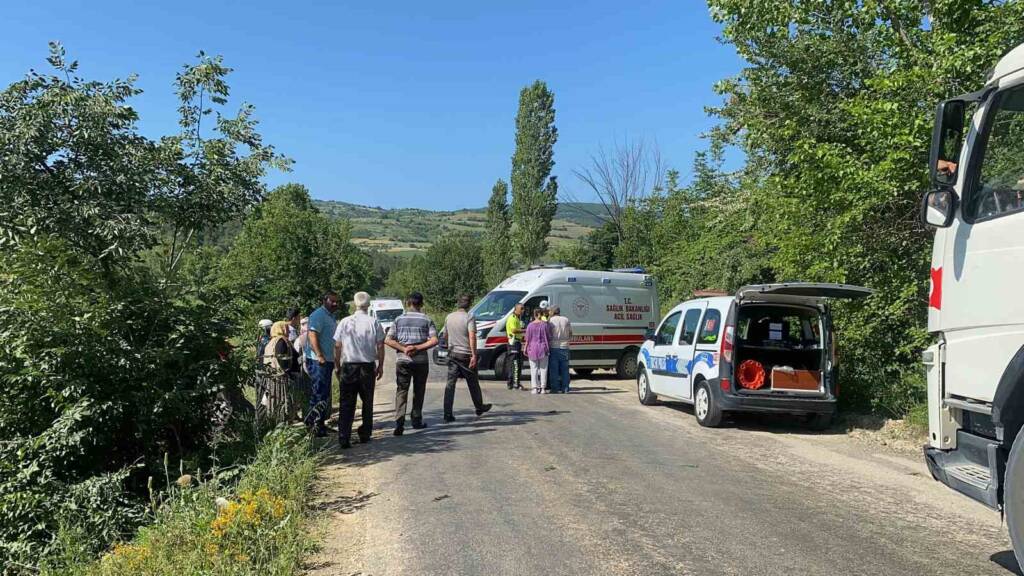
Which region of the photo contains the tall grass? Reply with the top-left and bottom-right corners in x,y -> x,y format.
53,427 -> 319,576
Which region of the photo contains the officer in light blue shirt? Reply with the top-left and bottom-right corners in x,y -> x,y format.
303,291 -> 339,436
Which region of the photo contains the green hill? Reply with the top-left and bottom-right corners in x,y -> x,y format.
314,200 -> 603,254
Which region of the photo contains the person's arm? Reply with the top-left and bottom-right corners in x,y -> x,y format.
413,320 -> 440,353
309,329 -> 326,364
375,322 -> 385,380
468,319 -> 478,369
384,324 -> 405,353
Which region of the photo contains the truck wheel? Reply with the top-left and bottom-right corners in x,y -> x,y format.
616,348 -> 640,380
638,368 -> 658,406
573,368 -> 594,378
694,380 -> 723,427
493,352 -> 508,382
1006,425 -> 1024,569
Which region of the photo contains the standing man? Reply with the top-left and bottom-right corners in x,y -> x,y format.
384,292 -> 438,435
547,306 -> 573,393
442,295 -> 493,423
504,303 -> 525,390
305,291 -> 339,437
333,291 -> 385,449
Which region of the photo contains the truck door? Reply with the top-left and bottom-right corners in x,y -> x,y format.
662,304 -> 707,400
941,82 -> 1024,403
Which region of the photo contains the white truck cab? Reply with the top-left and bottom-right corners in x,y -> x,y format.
921,43 -> 1024,564
369,298 -> 404,334
637,283 -> 870,428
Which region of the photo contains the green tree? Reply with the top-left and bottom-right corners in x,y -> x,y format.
482,179 -> 511,286
510,80 -> 558,264
422,232 -> 485,311
0,44 -> 285,568
704,0 -> 1024,413
218,183 -> 372,323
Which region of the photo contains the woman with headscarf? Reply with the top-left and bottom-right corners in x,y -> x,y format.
261,320 -> 293,419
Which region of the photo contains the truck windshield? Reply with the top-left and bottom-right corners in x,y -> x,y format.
376,309 -> 403,322
471,291 -> 527,322
967,84 -> 1024,221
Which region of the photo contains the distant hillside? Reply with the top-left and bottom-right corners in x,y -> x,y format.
314,200 -> 605,254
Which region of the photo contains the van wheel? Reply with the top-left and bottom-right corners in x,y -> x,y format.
638,368 -> 657,406
1006,425 -> 1024,570
694,380 -> 723,427
573,368 -> 594,378
493,352 -> 508,381
616,348 -> 640,380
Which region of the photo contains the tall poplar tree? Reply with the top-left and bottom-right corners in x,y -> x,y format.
510,80 -> 558,264
483,179 -> 511,286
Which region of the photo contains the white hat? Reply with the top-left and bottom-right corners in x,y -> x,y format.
259,319 -> 273,329
539,300 -> 549,310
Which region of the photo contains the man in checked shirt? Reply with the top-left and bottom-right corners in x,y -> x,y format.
384,291 -> 438,436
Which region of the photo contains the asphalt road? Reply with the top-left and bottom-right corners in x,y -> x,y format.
310,354 -> 1019,576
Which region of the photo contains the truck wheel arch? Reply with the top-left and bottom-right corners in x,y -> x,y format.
992,345 -> 1024,446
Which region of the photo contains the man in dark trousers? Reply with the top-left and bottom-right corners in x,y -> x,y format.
442,295 -> 493,423
304,291 -> 339,437
384,292 -> 438,435
333,291 -> 385,449
504,302 -> 525,390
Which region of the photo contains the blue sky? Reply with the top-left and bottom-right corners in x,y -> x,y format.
1,1 -> 742,210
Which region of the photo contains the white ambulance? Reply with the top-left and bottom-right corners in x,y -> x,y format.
436,267 -> 659,379
369,298 -> 404,334
921,42 -> 1024,564
636,284 -> 871,428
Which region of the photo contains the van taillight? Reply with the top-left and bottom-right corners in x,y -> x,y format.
721,325 -> 734,363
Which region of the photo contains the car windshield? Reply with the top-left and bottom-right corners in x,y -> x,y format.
376,309 -> 403,322
470,290 -> 527,322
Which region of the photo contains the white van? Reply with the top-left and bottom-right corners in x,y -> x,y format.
636,283 -> 871,428
920,42 -> 1024,562
435,267 -> 659,379
369,298 -> 404,333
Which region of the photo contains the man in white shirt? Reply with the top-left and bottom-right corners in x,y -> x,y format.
333,291 -> 385,449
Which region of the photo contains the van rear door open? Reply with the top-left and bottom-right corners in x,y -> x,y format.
736,283 -> 873,304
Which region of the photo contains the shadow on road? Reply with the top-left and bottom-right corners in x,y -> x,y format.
656,400 -> 848,436
320,408 -> 571,470
992,551 -> 1023,575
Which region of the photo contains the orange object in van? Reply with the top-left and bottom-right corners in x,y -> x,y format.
771,368 -> 820,391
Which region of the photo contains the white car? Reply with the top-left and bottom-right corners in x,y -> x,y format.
636,283 -> 871,428
369,298 -> 404,334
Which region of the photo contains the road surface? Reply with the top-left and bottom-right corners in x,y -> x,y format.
309,355 -> 1018,575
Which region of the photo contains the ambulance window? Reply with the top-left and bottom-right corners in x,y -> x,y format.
655,312 -> 681,346
678,308 -> 702,345
697,309 -> 721,344
967,84 -> 1024,222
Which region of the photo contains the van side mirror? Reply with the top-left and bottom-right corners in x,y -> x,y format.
929,99 -> 966,187
921,188 -> 958,228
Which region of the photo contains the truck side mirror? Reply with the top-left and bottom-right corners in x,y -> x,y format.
921,188 -> 958,228
929,99 -> 966,187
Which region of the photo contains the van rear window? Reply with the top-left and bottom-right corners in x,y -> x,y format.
737,305 -> 821,349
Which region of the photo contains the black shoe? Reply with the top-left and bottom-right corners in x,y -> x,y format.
443,415 -> 457,423
338,440 -> 352,449
507,384 -> 514,390
411,422 -> 428,430
358,436 -> 371,444
476,403 -> 492,417
393,426 -> 404,436
314,425 -> 329,438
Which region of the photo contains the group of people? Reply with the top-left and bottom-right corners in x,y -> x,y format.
504,301 -> 573,394
257,290 -> 495,449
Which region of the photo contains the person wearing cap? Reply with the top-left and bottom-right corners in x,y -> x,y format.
442,294 -> 492,423
332,291 -> 385,449
547,306 -> 573,393
304,291 -> 340,437
256,319 -> 273,364
503,303 -> 526,390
